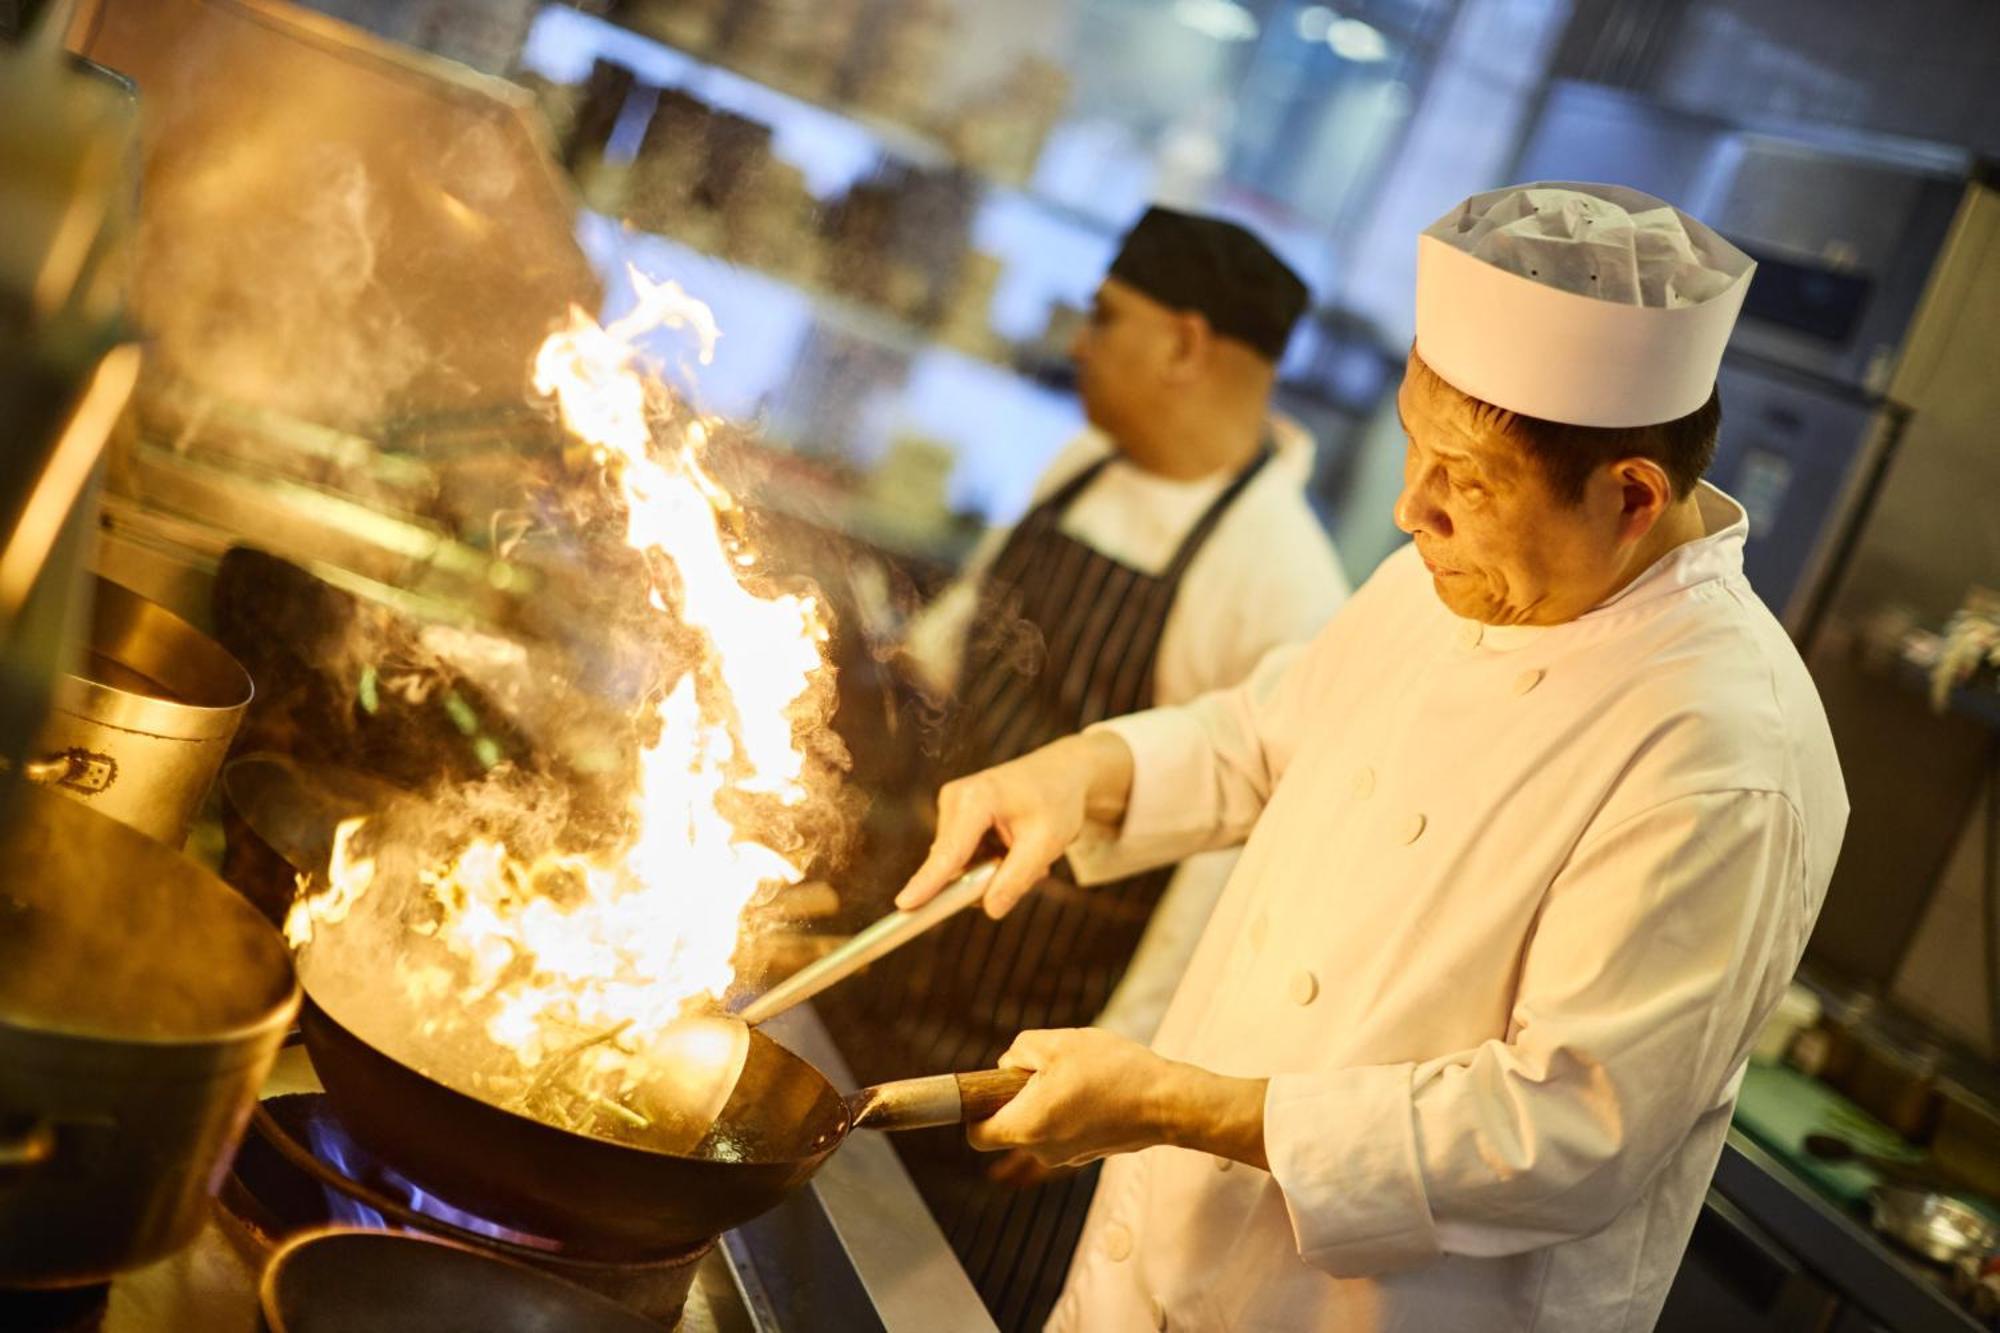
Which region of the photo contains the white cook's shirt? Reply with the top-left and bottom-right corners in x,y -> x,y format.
1053,484 -> 1848,1332
904,416 -> 1348,1041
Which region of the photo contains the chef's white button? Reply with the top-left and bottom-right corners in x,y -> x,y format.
1287,969 -> 1319,1005
1457,621 -> 1484,649
1351,766 -> 1375,799
1151,1296 -> 1169,1329
1512,668 -> 1545,696
1213,1154 -> 1233,1172
1401,813 -> 1428,844
1104,1223 -> 1133,1261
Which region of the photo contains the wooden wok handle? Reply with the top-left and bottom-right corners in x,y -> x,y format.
849,1068 -> 1031,1133
735,861 -> 999,1026
955,1068 -> 1033,1120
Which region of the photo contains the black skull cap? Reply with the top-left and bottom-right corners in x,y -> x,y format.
1106,206 -> 1310,362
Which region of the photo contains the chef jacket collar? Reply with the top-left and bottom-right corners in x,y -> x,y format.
1458,482 -> 1749,652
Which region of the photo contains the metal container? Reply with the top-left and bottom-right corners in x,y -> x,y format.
25,574 -> 252,844
1869,1182 -> 2000,1265
0,783 -> 299,1286
258,1229 -> 665,1333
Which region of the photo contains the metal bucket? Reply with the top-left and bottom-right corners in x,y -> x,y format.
0,783 -> 299,1286
25,574 -> 252,845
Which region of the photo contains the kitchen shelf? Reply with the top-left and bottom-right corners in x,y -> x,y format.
610,13 -> 962,173
578,202 -> 1026,378
552,3 -> 1123,239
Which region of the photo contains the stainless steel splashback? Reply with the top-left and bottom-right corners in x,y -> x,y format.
56,0 -> 601,637
71,0 -> 600,432
1800,175 -> 2000,990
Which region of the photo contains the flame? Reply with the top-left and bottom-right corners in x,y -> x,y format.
285,816 -> 376,949
293,270 -> 830,1115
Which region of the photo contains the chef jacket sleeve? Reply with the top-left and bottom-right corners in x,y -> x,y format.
1065,640 -> 1315,886
1263,788 -> 1810,1275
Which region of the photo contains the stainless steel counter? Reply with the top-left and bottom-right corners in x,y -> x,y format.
1699,1130 -> 1984,1332
723,1005 -> 996,1332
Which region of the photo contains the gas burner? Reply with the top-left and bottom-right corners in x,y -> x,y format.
221,1093 -> 712,1325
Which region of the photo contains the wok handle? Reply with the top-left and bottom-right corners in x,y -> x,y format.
849,1068 -> 1032,1133
735,860 -> 999,1026
0,1118 -> 56,1180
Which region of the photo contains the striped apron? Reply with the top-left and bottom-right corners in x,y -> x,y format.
823,444 -> 1273,1332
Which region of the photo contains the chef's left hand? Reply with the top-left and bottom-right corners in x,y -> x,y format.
970,1028 -> 1274,1171
968,1028 -> 1176,1168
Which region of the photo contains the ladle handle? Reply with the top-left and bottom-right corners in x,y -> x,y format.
22,754 -> 75,783
735,861 -> 999,1026
0,752 -> 75,784
849,1068 -> 1032,1133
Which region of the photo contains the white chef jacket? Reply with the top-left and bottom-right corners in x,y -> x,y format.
1054,483 -> 1848,1332
903,416 -> 1349,1041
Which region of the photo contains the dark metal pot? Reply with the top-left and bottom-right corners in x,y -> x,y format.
0,783 -> 298,1287
259,1229 -> 664,1333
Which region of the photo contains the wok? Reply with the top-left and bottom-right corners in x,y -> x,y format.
221,752 -> 411,923
225,754 -> 1026,1253
298,987 -> 1022,1253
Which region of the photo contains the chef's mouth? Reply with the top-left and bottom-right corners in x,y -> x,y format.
1419,551 -> 1460,576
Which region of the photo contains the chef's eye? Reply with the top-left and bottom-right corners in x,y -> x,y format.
1453,478 -> 1488,501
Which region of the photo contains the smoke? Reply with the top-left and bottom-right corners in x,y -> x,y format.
135,130 -> 430,431
104,0 -> 601,440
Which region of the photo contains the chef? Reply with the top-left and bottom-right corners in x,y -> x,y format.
893,182 -> 1850,1331
820,207 -> 1347,1332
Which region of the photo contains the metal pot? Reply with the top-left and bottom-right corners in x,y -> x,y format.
0,783 -> 298,1287
259,1229 -> 664,1333
23,574 -> 252,845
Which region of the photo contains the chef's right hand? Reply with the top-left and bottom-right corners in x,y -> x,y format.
896,731 -> 1134,919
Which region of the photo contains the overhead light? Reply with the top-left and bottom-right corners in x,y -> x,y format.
1294,5 -> 1335,42
1173,0 -> 1260,43
1327,17 -> 1390,61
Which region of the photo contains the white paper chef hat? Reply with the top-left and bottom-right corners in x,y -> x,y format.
1414,182 -> 1755,427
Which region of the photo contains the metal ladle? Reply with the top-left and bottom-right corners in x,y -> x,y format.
638,860 -> 1001,1153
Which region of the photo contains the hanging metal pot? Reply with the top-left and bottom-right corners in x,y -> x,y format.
0,783 -> 298,1287
21,574 -> 252,845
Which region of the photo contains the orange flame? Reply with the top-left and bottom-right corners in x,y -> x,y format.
291,271 -> 830,1098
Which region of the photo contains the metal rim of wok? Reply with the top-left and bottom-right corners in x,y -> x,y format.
297,987 -> 858,1255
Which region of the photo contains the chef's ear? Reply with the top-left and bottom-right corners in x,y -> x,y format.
1164,309 -> 1212,382
1607,455 -> 1676,544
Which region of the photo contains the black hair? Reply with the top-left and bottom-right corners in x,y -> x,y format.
1410,352 -> 1722,504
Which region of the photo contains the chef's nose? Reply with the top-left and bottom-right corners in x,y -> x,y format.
1394,469 -> 1449,538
